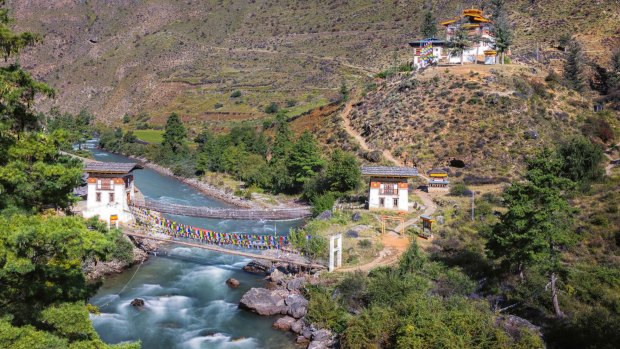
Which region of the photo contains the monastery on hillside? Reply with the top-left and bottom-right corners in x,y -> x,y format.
410,8 -> 497,69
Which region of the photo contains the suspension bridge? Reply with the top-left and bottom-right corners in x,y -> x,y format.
131,199 -> 311,220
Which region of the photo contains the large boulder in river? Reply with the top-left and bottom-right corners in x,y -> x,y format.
226,278 -> 240,288
272,316 -> 296,331
239,288 -> 284,316
130,298 -> 145,308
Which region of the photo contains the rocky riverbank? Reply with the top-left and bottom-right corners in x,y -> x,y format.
239,262 -> 335,349
122,154 -> 256,208
84,235 -> 161,280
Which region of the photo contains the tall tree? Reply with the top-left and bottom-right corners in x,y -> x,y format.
420,10 -> 437,38
557,136 -> 604,185
271,112 -> 293,161
287,131 -> 324,192
447,26 -> 472,65
486,150 -> 577,318
161,113 -> 187,155
324,149 -> 360,193
492,15 -> 513,65
563,39 -> 586,92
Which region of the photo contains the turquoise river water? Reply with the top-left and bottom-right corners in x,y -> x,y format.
86,142 -> 298,349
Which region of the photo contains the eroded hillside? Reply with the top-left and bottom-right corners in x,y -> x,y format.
10,0 -> 619,123
316,65 -> 618,181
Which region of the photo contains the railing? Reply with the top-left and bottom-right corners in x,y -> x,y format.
133,199 -> 312,220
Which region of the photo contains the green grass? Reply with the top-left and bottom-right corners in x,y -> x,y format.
133,129 -> 164,143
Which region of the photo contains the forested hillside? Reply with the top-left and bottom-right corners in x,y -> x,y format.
9,0 -> 619,123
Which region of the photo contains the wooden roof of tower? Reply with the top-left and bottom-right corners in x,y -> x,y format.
440,8 -> 491,26
361,166 -> 419,178
84,162 -> 143,174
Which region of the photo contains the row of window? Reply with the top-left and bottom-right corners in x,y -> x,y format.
95,192 -> 115,203
379,198 -> 399,207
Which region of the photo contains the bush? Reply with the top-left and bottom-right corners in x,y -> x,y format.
450,182 -> 471,196
264,102 -> 279,114
358,239 -> 372,248
230,90 -> 242,98
311,192 -> 336,216
304,286 -> 349,333
214,102 -> 223,109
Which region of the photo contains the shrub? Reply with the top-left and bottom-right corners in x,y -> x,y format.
311,192 -> 336,216
230,90 -> 241,98
358,239 -> 372,248
264,102 -> 279,114
214,102 -> 223,109
449,182 -> 471,196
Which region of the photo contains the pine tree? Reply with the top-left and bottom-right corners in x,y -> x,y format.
447,26 -> 472,65
286,131 -> 324,192
486,149 -> 577,318
490,0 -> 513,65
162,113 -> 187,155
563,39 -> 586,92
420,10 -> 437,39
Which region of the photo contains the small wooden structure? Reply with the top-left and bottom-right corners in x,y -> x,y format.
427,168 -> 450,189
82,162 -> 142,225
420,215 -> 435,237
362,166 -> 418,212
380,215 -> 405,235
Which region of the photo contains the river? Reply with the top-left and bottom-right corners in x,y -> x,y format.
86,142 -> 299,349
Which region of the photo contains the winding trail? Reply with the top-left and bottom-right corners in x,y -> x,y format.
337,95 -> 438,272
340,99 -> 403,166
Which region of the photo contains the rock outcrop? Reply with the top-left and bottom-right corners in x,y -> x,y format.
226,278 -> 240,288
239,271 -> 334,348
130,298 -> 145,308
239,288 -> 286,316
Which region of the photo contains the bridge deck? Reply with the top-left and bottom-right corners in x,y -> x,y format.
125,232 -> 325,269
134,200 -> 312,220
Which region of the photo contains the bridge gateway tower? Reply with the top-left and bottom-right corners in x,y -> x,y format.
83,162 -> 142,226
361,166 -> 419,212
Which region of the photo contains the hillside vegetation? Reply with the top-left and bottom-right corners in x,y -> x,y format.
343,64 -> 618,179
10,0 -> 619,124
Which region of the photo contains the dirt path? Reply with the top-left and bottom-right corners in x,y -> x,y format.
337,95 -> 439,272
340,98 -> 403,166
604,150 -> 618,176
337,189 -> 436,273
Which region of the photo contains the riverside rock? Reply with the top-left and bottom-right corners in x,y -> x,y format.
226,278 -> 240,288
130,298 -> 145,308
286,277 -> 305,291
267,269 -> 285,284
272,316 -> 296,331
238,288 -> 283,316
285,294 -> 308,319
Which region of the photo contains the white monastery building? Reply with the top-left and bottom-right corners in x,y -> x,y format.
361,166 -> 419,211
410,8 -> 497,69
82,162 -> 142,225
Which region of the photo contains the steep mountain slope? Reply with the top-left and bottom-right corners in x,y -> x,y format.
10,0 -> 619,123
304,64 -> 618,180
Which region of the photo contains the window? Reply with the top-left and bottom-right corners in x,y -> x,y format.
96,192 -> 101,202
379,198 -> 385,207
393,198 -> 399,207
109,193 -> 115,203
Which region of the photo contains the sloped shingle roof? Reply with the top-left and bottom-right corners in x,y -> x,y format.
84,162 -> 142,174
361,166 -> 419,177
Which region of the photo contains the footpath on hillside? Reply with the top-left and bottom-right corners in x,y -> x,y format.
338,95 -> 439,272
